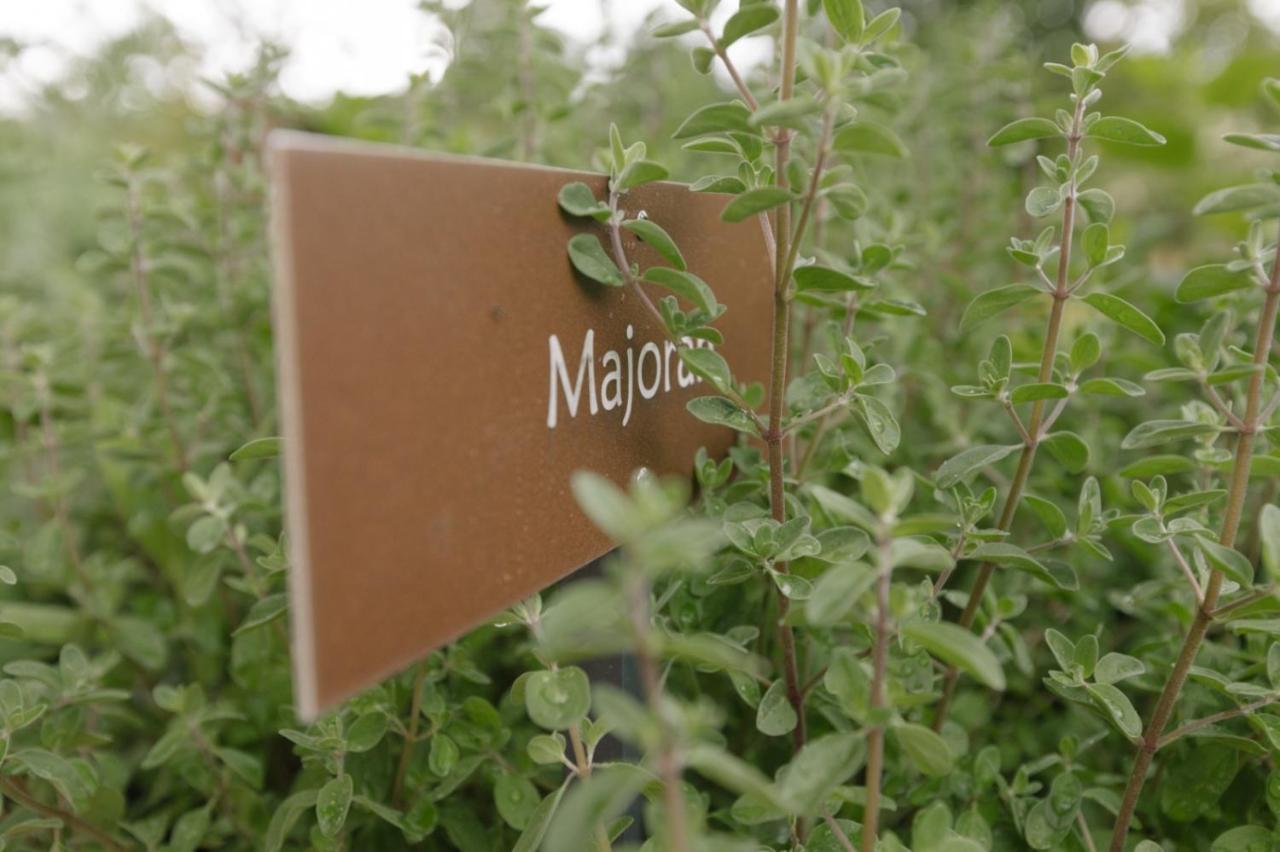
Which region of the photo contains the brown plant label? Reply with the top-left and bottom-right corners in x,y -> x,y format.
269,131 -> 773,717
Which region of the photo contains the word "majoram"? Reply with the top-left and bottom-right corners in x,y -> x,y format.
547,325 -> 710,429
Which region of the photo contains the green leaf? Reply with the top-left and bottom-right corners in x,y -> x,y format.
345,713 -> 388,753
495,773 -> 541,831
215,747 -> 265,789
987,117 -> 1061,147
186,515 -> 226,554
1087,116 -> 1166,146
1084,683 -> 1141,739
902,621 -> 1006,690
1094,653 -> 1145,685
652,18 -> 700,38
777,732 -> 864,815
680,348 -> 732,391
568,234 -> 624,286
1196,538 -> 1254,586
643,267 -> 717,314
861,7 -> 901,41
1081,292 -> 1164,345
615,160 -> 668,191
1023,495 -> 1068,539
1193,183 -> 1280,215
970,542 -> 1077,590
526,667 -> 592,730
1076,188 -> 1115,223
569,473 -> 631,541
1210,826 -> 1273,852
1121,419 -> 1221,449
806,561 -> 875,626
959,284 -> 1041,330
793,264 -> 873,292
1041,431 -> 1090,474
1010,382 -> 1068,403
232,593 -> 288,636
1176,264 -> 1254,303
512,782 -> 569,852
685,744 -> 790,812
1260,504 -> 1280,578
1079,377 -> 1145,397
10,748 -> 90,805
1223,132 -> 1280,152
673,101 -> 753,139
721,4 -> 780,47
1162,745 -> 1239,822
834,121 -> 908,158
1025,186 -> 1063,217
265,790 -> 320,852
823,0 -> 865,41
893,722 -> 954,777
230,436 -> 282,461
757,679 -> 798,736
557,182 -> 609,220
935,444 -> 1021,489
1071,332 -> 1101,373
687,396 -> 759,435
1083,222 -> 1109,267
621,219 -> 685,270
316,775 -> 353,838
721,187 -> 794,222
748,96 -> 823,129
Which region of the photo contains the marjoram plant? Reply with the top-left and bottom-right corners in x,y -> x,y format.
4,1 -> 1280,850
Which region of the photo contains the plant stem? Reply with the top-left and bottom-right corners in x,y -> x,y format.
1078,810 -> 1099,852
125,176 -> 189,473
824,811 -> 858,852
933,96 -> 1085,731
700,23 -> 758,110
0,777 -> 126,851
1210,584 -> 1275,619
1158,694 -> 1280,748
1166,538 -> 1203,604
763,0 -> 806,756
1109,221 -> 1280,851
213,166 -> 264,424
626,576 -> 686,852
392,661 -> 428,807
604,188 -> 764,430
35,377 -> 89,591
861,528 -> 893,852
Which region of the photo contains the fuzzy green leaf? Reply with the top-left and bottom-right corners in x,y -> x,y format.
643,267 -> 716,313
903,621 -> 1006,690
721,4 -> 780,47
721,187 -> 794,223
673,101 -> 753,139
1196,538 -> 1254,587
1087,116 -> 1166,146
567,234 -> 624,286
959,284 -> 1042,330
793,264 -> 873,292
620,220 -> 684,270
1081,292 -> 1165,345
834,121 -> 908,158
987,117 -> 1060,147
1176,264 -> 1254,303
935,444 -> 1021,488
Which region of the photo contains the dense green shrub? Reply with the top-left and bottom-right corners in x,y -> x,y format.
2,0 -> 1280,849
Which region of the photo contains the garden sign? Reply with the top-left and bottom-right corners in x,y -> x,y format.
269,132 -> 773,718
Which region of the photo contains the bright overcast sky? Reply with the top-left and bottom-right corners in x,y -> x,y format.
1,0 -> 1278,113
0,0 -> 692,111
